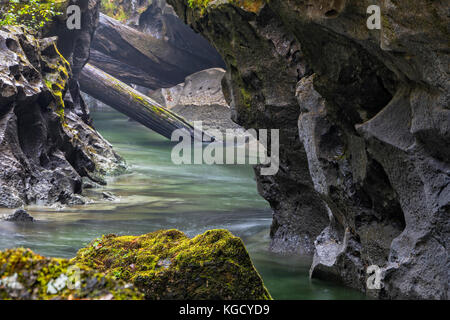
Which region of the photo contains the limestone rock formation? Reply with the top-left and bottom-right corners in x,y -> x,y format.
168,0 -> 449,299
150,68 -> 228,109
100,0 -> 224,70
74,229 -> 272,300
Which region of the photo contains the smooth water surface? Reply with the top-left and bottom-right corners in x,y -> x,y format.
0,110 -> 365,300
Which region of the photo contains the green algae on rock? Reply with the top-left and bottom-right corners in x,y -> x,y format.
0,24 -> 126,208
0,248 -> 143,300
74,229 -> 272,300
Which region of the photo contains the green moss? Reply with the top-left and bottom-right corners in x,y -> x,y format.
103,69 -> 192,125
74,229 -> 272,300
0,0 -> 64,31
240,87 -> 253,108
100,0 -> 149,22
101,0 -> 130,22
41,42 -> 71,121
188,0 -> 265,15
0,248 -> 143,300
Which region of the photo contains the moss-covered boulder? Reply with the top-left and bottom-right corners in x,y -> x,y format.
0,248 -> 143,300
74,229 -> 272,300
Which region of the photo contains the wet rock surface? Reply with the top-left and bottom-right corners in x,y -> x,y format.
168,0 -> 449,299
1,209 -> 34,222
0,17 -> 124,208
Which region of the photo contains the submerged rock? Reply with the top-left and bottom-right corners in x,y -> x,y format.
102,191 -> 117,201
0,248 -> 143,300
1,209 -> 34,222
74,229 -> 272,300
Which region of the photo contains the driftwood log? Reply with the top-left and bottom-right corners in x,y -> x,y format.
80,64 -> 212,141
88,49 -> 174,89
89,14 -> 224,89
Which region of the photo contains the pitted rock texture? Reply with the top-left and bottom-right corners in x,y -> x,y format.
49,0 -> 103,124
169,0 -> 330,256
0,26 -> 124,208
168,0 -> 449,299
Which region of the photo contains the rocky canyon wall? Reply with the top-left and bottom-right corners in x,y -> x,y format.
0,0 -> 124,208
167,0 -> 449,299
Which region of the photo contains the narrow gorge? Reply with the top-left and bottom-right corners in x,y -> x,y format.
0,0 -> 448,301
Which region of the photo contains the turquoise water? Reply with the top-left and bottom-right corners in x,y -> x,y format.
0,110 -> 365,300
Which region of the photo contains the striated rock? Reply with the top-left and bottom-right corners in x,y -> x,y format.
1,209 -> 34,222
74,229 -> 272,300
0,26 -> 124,208
168,0 -> 449,299
0,248 -> 143,300
82,176 -> 101,189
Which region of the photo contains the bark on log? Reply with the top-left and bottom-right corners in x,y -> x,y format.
80,64 -> 209,140
89,49 -> 173,89
90,14 -> 224,88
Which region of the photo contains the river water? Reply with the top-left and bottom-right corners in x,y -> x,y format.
0,110 -> 365,300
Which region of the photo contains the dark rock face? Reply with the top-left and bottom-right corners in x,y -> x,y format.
168,0 -> 449,299
148,68 -> 243,134
169,2 -> 329,256
137,0 -> 224,69
49,0 -> 102,124
87,0 -> 225,90
0,18 -> 124,207
1,209 -> 34,222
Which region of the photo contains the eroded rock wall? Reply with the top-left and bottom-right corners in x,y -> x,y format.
171,2 -> 330,255
0,0 -> 125,208
168,0 -> 449,299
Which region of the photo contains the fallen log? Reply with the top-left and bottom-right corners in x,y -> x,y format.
91,14 -> 224,88
80,64 -> 210,141
89,49 -> 173,89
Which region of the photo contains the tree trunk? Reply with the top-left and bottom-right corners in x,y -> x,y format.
80,64 -> 209,140
89,49 -> 173,89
